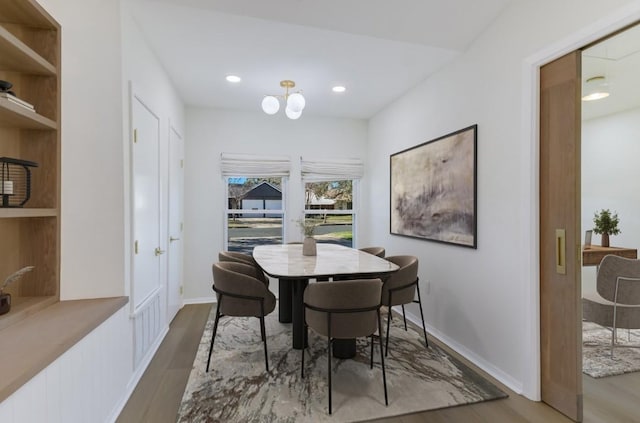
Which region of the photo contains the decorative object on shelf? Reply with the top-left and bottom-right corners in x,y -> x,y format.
593,209 -> 620,247
0,79 -> 15,96
0,80 -> 34,111
297,218 -> 317,256
261,80 -> 306,120
0,266 -> 35,316
0,92 -> 35,111
390,124 -> 478,248
1,157 -> 38,208
584,229 -> 592,249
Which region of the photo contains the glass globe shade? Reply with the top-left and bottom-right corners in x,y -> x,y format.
286,93 -> 306,113
285,107 -> 302,120
261,96 -> 280,115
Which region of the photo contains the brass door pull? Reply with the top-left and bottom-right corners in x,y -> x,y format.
556,229 -> 566,274
154,247 -> 166,256
169,236 -> 180,242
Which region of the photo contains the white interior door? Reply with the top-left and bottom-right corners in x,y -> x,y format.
167,124 -> 184,321
131,92 -> 162,310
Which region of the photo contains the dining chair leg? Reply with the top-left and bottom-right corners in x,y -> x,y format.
385,306 -> 392,357
370,335 -> 374,369
301,307 -> 306,379
385,292 -> 393,357
377,309 -> 389,406
415,283 -> 429,348
612,308 -> 618,359
206,298 -> 222,372
327,312 -> 333,415
402,304 -> 407,330
259,301 -> 269,372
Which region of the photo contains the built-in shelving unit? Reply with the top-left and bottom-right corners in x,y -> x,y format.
0,0 -> 60,331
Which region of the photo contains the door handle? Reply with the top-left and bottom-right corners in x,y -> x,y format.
155,247 -> 166,256
556,229 -> 566,274
169,236 -> 180,242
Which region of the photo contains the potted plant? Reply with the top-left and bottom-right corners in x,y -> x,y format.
593,209 -> 620,247
297,218 -> 318,256
0,266 -> 34,315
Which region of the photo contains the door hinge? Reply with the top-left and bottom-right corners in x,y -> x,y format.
180,286 -> 183,295
180,222 -> 183,231
180,159 -> 184,168
134,240 -> 139,254
133,128 -> 138,143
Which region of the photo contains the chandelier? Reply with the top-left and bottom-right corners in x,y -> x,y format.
261,80 -> 306,120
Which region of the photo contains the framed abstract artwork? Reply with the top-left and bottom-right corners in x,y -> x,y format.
390,124 -> 477,248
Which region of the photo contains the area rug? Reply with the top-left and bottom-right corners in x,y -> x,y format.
177,305 -> 507,422
583,321 -> 640,378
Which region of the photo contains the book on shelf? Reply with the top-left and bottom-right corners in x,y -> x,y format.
0,92 -> 35,111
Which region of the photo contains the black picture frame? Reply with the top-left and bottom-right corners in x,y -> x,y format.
390,124 -> 478,248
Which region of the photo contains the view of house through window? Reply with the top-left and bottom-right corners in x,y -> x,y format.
304,180 -> 354,247
226,177 -> 284,254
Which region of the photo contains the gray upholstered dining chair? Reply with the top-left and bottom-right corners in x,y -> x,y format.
583,254 -> 640,358
359,246 -> 386,258
382,255 -> 428,356
206,261 -> 276,372
218,250 -> 270,286
301,278 -> 388,414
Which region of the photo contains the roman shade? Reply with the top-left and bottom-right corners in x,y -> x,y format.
300,157 -> 364,182
221,153 -> 291,177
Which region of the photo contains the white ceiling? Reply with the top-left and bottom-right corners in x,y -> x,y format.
127,1 -> 639,121
127,0 -> 513,119
583,23 -> 640,121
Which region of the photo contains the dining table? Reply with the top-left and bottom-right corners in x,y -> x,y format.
253,243 -> 399,357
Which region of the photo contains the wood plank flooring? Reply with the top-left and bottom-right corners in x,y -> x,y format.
116,304 -> 640,423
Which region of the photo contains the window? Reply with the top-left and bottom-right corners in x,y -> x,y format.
304,179 -> 355,247
221,153 -> 291,254
301,157 -> 363,248
226,177 -> 285,254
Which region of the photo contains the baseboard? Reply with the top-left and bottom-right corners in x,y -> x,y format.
397,306 -> 524,395
183,296 -> 215,305
105,324 -> 170,423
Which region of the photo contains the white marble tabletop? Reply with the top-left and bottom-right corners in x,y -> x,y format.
253,243 -> 399,279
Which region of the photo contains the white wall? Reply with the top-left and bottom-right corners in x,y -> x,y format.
38,0 -> 126,300
121,4 -> 186,314
581,107 -> 640,294
366,0 -> 640,398
184,109 -> 367,300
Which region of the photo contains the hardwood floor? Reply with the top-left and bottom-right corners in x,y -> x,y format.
116,304 -> 640,423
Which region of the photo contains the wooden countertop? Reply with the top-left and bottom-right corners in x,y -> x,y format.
0,296 -> 128,402
582,245 -> 637,266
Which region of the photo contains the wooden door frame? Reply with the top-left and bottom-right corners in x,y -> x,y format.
520,9 -> 640,401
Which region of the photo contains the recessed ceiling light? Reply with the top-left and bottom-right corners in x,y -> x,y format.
582,75 -> 609,101
226,75 -> 241,83
332,86 -> 346,93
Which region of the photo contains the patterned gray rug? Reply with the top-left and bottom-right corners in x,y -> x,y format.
177,305 -> 507,422
583,321 -> 640,378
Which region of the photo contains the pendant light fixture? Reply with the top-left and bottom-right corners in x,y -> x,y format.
261,80 -> 306,119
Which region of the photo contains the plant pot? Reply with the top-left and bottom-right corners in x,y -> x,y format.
302,237 -> 317,256
0,293 -> 11,315
601,233 -> 610,247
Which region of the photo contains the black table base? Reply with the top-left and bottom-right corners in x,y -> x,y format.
291,278 -> 309,349
278,279 -> 292,323
332,339 -> 357,358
